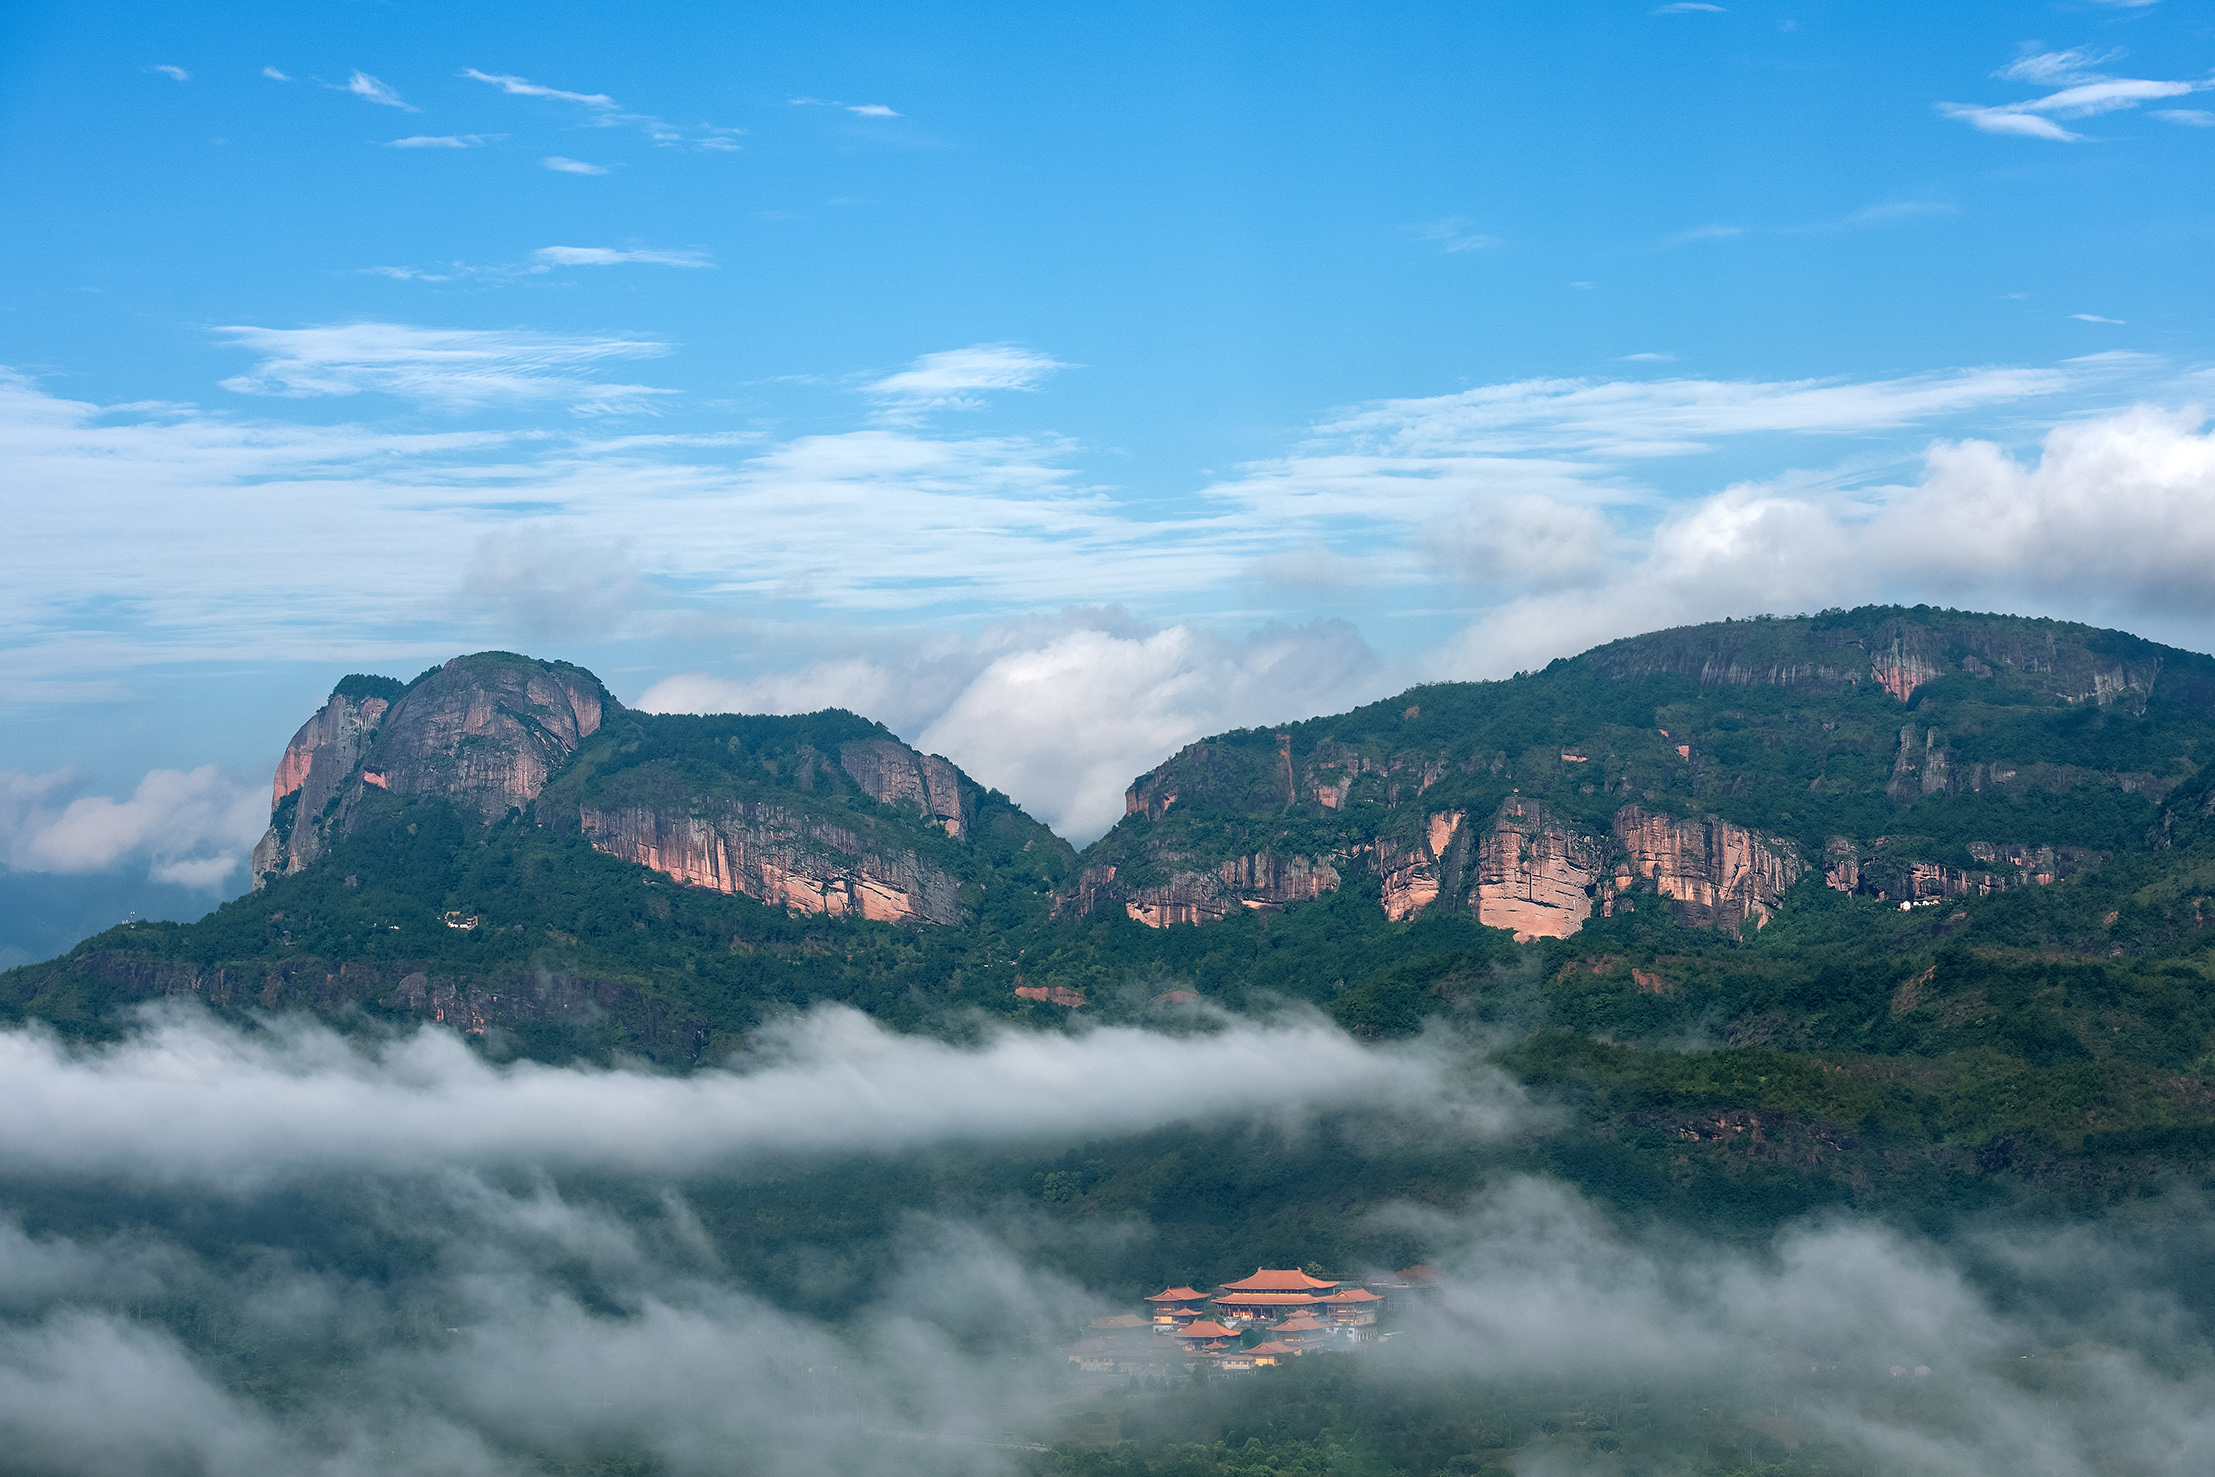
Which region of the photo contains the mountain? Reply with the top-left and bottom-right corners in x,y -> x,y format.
13,607 -> 2215,1236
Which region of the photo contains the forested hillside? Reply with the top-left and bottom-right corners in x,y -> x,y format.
13,608 -> 2215,1245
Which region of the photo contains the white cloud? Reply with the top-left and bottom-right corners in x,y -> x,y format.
1416,218 -> 1500,253
1941,50 -> 2201,141
2155,108 -> 2215,126
865,344 -> 1069,408
542,155 -> 608,174
1652,2 -> 1725,12
848,103 -> 900,117
1666,222 -> 1742,243
0,1004 -> 1504,1186
461,68 -> 617,108
213,322 -> 675,413
640,613 -> 1390,842
260,67 -> 289,81
345,70 -> 415,111
1844,199 -> 1959,226
1619,351 -> 1674,362
530,246 -> 714,268
385,134 -> 492,148
2072,313 -> 2126,324
0,767 -> 264,887
148,64 -> 189,82
1433,403 -> 2215,677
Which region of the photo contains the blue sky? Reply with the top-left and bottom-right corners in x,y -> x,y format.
2,0 -> 2212,953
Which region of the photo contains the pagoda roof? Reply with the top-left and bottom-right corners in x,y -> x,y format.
1145,1286 -> 1208,1301
1275,1315 -> 1329,1330
1247,1340 -> 1298,1355
1218,1267 -> 1340,1292
1176,1320 -> 1238,1340
1214,1291 -> 1316,1306
1320,1289 -> 1382,1303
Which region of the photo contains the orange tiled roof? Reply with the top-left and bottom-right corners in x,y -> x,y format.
1145,1286 -> 1208,1302
1247,1340 -> 1298,1355
1176,1320 -> 1238,1341
1275,1315 -> 1329,1331
1320,1289 -> 1382,1303
1214,1291 -> 1316,1306
1218,1267 -> 1340,1292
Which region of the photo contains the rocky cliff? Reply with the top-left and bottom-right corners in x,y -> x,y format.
252,676 -> 401,879
577,799 -> 960,925
1065,605 -> 2209,941
248,656 -> 1017,932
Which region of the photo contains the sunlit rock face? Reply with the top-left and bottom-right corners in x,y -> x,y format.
1378,810 -> 1465,923
1106,853 -> 1342,928
1472,799 -> 1607,942
839,739 -> 971,841
578,802 -> 961,926
253,689 -> 392,882
253,656 -> 608,886
1612,806 -> 1805,931
367,657 -> 605,825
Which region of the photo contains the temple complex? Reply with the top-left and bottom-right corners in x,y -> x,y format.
1069,1266 -> 1394,1376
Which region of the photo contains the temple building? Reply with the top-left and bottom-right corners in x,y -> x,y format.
1174,1319 -> 1240,1353
1271,1313 -> 1333,1347
1247,1339 -> 1298,1366
1318,1288 -> 1382,1325
1143,1285 -> 1210,1334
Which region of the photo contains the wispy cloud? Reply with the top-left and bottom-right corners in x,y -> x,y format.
1652,2 -> 1725,12
1416,217 -> 1501,253
1844,199 -> 1959,226
461,68 -> 617,109
346,70 -> 416,111
146,64 -> 189,83
789,97 -> 905,119
1939,49 -> 2201,141
385,134 -> 495,149
2072,313 -> 2126,324
1620,352 -> 1675,362
2155,108 -> 2215,126
1665,222 -> 1742,244
542,156 -> 608,175
530,246 -> 714,269
865,344 -> 1069,410
213,322 -> 676,413
465,67 -> 745,151
260,66 -> 288,82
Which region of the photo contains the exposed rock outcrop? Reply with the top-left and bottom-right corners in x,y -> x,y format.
1472,800 -> 1607,941
1613,807 -> 1805,930
579,801 -> 961,925
1055,851 -> 1341,927
368,656 -> 605,824
253,686 -> 395,882
1824,837 -> 2108,902
840,739 -> 971,839
1378,810 -> 1467,922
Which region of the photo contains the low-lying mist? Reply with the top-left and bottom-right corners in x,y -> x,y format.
2,1006 -> 2212,1476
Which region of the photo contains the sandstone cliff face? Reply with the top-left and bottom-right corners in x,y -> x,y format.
252,690 -> 392,883
1472,799 -> 1607,942
1613,806 -> 1805,930
1824,837 -> 2107,902
368,657 -> 605,825
1378,810 -> 1467,922
579,800 -> 961,925
840,739 -> 971,840
1056,851 -> 1341,927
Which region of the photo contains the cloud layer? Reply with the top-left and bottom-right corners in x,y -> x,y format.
0,766 -> 264,888
0,1005 -> 1508,1188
